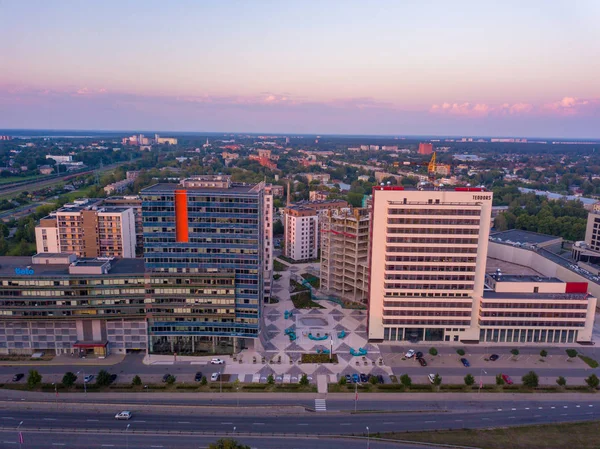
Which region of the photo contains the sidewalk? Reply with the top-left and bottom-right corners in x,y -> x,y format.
0,353 -> 125,367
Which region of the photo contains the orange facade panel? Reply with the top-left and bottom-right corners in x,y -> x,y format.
174,189 -> 189,242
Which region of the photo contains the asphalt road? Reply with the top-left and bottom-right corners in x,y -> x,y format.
0,431 -> 429,449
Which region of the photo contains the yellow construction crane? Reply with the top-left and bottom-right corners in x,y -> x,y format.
427,152 -> 437,180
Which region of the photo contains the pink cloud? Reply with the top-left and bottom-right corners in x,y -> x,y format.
542,96 -> 595,115
429,102 -> 491,116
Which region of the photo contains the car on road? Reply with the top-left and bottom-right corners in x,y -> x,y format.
84,374 -> 94,383
352,373 -> 360,383
109,374 -> 117,384
194,372 -> 203,382
417,357 -> 427,367
12,373 -> 24,382
115,411 -> 132,420
489,354 -> 499,361
359,373 -> 368,383
345,374 -> 352,383
211,372 -> 220,382
502,374 -> 513,385
162,373 -> 171,383
405,349 -> 415,358
428,373 -> 436,384
210,358 -> 225,365
415,351 -> 423,359
460,358 -> 470,367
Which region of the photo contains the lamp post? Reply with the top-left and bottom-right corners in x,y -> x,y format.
479,369 -> 487,393
220,368 -> 223,394
76,370 -> 87,394
17,420 -> 23,449
126,423 -> 131,449
366,426 -> 370,449
52,382 -> 58,407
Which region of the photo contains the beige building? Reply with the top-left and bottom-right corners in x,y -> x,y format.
284,206 -> 318,261
320,207 -> 370,302
368,186 -> 493,343
35,199 -> 136,258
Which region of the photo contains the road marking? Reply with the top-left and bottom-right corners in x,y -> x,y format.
508,417 -> 516,419
178,421 -> 191,424
576,405 -> 581,408
3,442 -> 16,445
340,423 -> 351,426
538,407 -> 543,409
590,405 -> 594,407
551,406 -> 555,409
253,423 -> 265,425
525,408 -> 529,410
563,406 -> 568,409
1,417 -> 14,420
101,446 -> 115,448
87,419 -> 99,422
315,398 -> 327,412
511,408 -> 516,411
135,420 -> 146,423
560,413 -> 568,416
52,444 -> 65,446
586,412 -> 594,415
150,446 -> 163,448
383,422 -> 395,425
221,422 -> 233,425
43,418 -> 57,421
297,423 -> 309,426
497,409 -> 502,411
424,420 -> 436,423
481,418 -> 490,421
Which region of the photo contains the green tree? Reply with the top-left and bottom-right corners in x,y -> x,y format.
62,372 -> 77,388
27,369 -> 42,388
540,350 -> 548,358
207,438 -> 251,449
566,349 -> 578,360
400,374 -> 412,388
511,349 -> 519,360
166,375 -> 176,385
267,374 -> 275,385
556,376 -> 567,387
369,375 -> 378,385
201,376 -> 208,386
495,374 -> 505,386
132,375 -> 142,386
299,374 -> 309,386
433,374 -> 442,387
338,376 -> 347,386
585,374 -> 599,389
464,374 -> 475,387
456,349 -> 466,356
273,220 -> 284,235
429,347 -> 438,356
96,369 -> 112,387
522,371 -> 539,388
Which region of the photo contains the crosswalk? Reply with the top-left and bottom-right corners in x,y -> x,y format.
314,399 -> 327,412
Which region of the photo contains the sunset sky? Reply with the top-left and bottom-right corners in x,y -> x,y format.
1,1 -> 599,137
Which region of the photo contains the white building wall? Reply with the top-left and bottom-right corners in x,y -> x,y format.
35,226 -> 60,254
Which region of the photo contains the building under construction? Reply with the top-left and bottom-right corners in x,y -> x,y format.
320,207 -> 370,303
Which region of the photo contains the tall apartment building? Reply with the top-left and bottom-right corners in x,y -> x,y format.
140,175 -> 266,351
368,186 -> 493,343
284,206 -> 318,261
35,199 -> 136,258
263,186 -> 274,302
418,142 -> 433,155
103,196 -> 143,256
320,207 -> 370,302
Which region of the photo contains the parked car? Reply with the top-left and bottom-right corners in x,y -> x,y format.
359,373 -> 368,383
377,374 -> 384,384
12,373 -> 24,382
114,411 -> 132,420
417,357 -> 427,367
489,354 -> 499,361
210,358 -> 225,365
428,373 -> 436,384
501,374 -> 513,385
415,351 -> 423,359
109,374 -> 117,384
84,374 -> 94,383
352,373 -> 360,383
405,349 -> 415,358
194,372 -> 203,382
211,372 -> 220,382
460,358 -> 470,367
162,373 -> 171,383
345,374 -> 353,383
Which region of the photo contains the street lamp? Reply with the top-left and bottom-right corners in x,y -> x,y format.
17,421 -> 23,449
220,368 -> 223,394
233,426 -> 236,434
479,369 -> 487,393
126,423 -> 131,449
76,370 -> 87,394
52,382 -> 58,407
366,426 -> 369,449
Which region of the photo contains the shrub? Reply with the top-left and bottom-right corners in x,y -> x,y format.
62,372 -> 77,388
96,370 -> 112,387
166,375 -> 176,385
27,370 -> 42,389
369,375 -> 378,385
377,384 -> 404,391
400,374 -> 412,388
585,373 -> 599,389
511,349 -> 519,358
429,347 -> 438,356
464,374 -> 475,386
495,374 -> 505,385
433,374 -> 442,386
338,376 -> 347,386
579,355 -> 600,368
132,375 -> 142,386
540,350 -> 548,357
456,349 -> 465,356
556,376 -> 567,387
267,374 -> 274,385
522,371 -> 539,388
299,374 -> 309,386
566,349 -> 578,359
201,376 -> 208,386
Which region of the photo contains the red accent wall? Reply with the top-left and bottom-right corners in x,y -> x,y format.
174,189 -> 189,243
565,282 -> 588,294
454,187 -> 486,192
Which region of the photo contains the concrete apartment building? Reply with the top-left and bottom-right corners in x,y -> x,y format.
320,207 -> 370,302
368,186 -> 493,343
140,175 -> 266,352
284,206 -> 319,261
418,143 -> 433,155
102,196 -> 143,256
35,199 -> 136,258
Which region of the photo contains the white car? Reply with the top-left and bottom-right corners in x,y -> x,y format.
115,411 -> 132,420
405,349 -> 415,358
211,372 -> 220,381
210,358 -> 225,365
84,374 -> 94,383
428,374 -> 436,384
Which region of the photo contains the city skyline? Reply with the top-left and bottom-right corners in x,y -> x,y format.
1,1 -> 599,137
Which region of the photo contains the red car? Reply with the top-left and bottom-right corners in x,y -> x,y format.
501,373 -> 513,385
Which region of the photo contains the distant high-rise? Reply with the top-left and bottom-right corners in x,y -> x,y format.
418,142 -> 433,155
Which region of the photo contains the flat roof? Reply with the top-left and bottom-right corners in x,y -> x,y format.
487,273 -> 562,283
141,183 -> 257,194
490,229 -> 561,246
0,257 -> 145,277
483,292 -> 589,300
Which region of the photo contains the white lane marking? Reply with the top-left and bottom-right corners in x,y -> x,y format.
590,405 -> 594,407
43,418 -> 57,421
101,446 -> 115,448
253,423 -> 265,425
538,407 -> 543,409
508,417 -> 516,419
424,420 -> 436,423
497,409 -> 502,411
150,446 -> 164,448
511,408 -> 516,411
576,405 -> 581,408
586,412 -> 594,415
297,423 -> 309,426
1,417 -> 14,420
87,419 -> 99,422
525,408 -> 529,410
52,444 -> 65,446
177,421 -> 191,424
3,442 -> 16,445
563,406 -> 568,409
340,423 -> 351,426
383,422 -> 395,425
454,419 -> 463,422
481,418 -> 490,421
551,406 -> 556,409
221,422 -> 233,425
136,420 -> 146,423
560,413 -> 568,416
